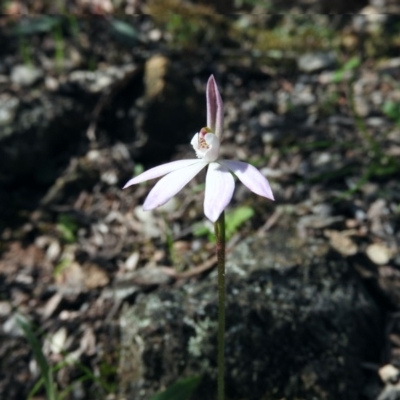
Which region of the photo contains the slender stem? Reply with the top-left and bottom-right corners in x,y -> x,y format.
214,211 -> 226,400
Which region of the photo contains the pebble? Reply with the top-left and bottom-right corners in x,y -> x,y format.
69,64 -> 136,93
366,243 -> 392,265
353,96 -> 370,117
0,94 -> 19,127
148,29 -> 162,41
291,83 -> 316,106
379,364 -> 400,384
298,52 -> 336,73
366,117 -> 386,127
101,170 -> 118,185
46,327 -> 68,355
325,230 -> 358,256
3,313 -> 29,337
125,251 -> 140,271
0,301 -> 11,317
10,65 -> 43,87
258,111 -> 281,127
353,7 -> 388,33
261,130 -> 282,145
134,206 -> 161,238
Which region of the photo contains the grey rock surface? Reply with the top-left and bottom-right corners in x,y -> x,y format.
118,226 -> 382,400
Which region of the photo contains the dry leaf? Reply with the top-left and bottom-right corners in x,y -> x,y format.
324,230 -> 358,256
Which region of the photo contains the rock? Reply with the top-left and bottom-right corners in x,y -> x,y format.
298,215 -> 343,230
378,58 -> 400,76
0,94 -> 19,129
325,229 -> 358,256
258,111 -> 281,128
0,302 -> 11,317
298,52 -> 336,73
119,267 -> 173,287
378,364 -> 400,400
261,130 -> 283,145
379,364 -> 400,384
55,262 -> 86,294
3,313 -> 30,337
353,7 -> 388,33
124,251 -> 140,271
68,64 -> 137,93
367,243 -> 392,265
10,65 -> 43,87
353,95 -> 370,117
291,83 -> 316,106
0,93 -> 88,187
134,206 -> 161,238
44,327 -> 68,355
82,263 -> 109,289
118,226 -> 381,400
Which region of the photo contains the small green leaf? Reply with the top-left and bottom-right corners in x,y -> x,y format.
193,223 -> 211,237
193,206 -> 254,242
13,16 -> 61,35
110,20 -> 139,46
382,100 -> 400,122
192,221 -> 215,243
150,376 -> 201,400
53,258 -> 70,278
226,206 -> 254,239
333,56 -> 360,83
57,214 -> 78,243
134,163 -> 144,176
342,56 -> 360,71
111,20 -> 138,38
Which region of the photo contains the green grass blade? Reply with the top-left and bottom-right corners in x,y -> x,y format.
17,318 -> 57,400
27,376 -> 45,400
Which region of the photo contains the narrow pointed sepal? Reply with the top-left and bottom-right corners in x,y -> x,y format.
206,75 -> 224,139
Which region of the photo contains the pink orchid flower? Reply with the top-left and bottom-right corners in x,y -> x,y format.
123,75 -> 274,222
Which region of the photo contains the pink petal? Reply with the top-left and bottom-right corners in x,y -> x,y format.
204,162 -> 235,222
143,161 -> 207,210
123,159 -> 200,189
206,75 -> 224,139
220,160 -> 274,201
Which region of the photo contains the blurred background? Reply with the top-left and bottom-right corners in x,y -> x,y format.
1,2 -> 400,400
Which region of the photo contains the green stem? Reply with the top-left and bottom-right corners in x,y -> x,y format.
214,211 -> 226,400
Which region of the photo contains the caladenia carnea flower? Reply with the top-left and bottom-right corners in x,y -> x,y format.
123,75 -> 274,222
124,75 -> 275,400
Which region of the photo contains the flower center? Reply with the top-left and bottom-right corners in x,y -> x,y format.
190,127 -> 220,163
198,127 -> 211,150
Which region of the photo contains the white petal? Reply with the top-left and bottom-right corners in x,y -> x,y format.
204,162 -> 235,222
220,160 -> 274,200
143,161 -> 207,210
123,159 -> 201,189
